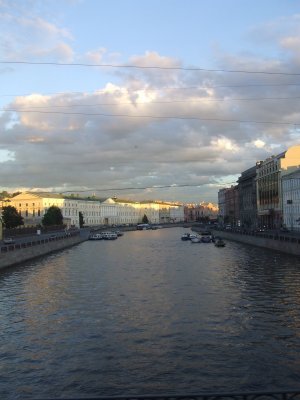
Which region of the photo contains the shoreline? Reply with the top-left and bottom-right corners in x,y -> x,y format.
208,229 -> 300,256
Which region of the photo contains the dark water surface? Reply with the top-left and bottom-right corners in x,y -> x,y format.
1,227 -> 300,399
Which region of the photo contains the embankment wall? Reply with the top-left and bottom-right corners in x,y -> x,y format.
0,235 -> 85,270
211,230 -> 300,256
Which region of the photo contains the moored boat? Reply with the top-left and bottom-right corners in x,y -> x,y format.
214,238 -> 226,247
182,232 -> 198,241
88,233 -> 103,240
201,236 -> 212,243
181,233 -> 191,241
191,236 -> 201,243
102,231 -> 118,240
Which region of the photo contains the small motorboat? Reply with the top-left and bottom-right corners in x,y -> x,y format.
88,233 -> 103,240
215,238 -> 226,247
190,236 -> 201,243
102,231 -> 118,240
181,233 -> 191,241
201,236 -> 212,243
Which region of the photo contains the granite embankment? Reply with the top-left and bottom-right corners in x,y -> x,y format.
0,232 -> 88,270
210,229 -> 300,256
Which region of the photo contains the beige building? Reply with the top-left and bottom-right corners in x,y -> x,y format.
282,169 -> 300,231
7,192 -> 184,227
140,201 -> 184,224
256,145 -> 300,229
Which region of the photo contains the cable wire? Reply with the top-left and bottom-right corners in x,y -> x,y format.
1,60 -> 300,75
2,108 -> 300,125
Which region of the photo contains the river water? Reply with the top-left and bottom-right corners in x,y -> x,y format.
1,227 -> 300,399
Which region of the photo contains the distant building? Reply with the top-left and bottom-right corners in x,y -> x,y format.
224,185 -> 239,226
282,169 -> 300,231
238,166 -> 257,229
140,201 -> 184,224
256,145 -> 300,229
217,189 -> 227,225
184,202 -> 218,222
7,192 -> 184,227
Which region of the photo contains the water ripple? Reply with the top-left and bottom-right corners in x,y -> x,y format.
1,227 -> 300,398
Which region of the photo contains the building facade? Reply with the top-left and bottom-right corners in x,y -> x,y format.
282,169 -> 300,231
217,189 -> 227,225
256,154 -> 284,229
224,185 -> 239,226
184,203 -> 218,223
238,166 -> 257,229
7,192 -> 184,227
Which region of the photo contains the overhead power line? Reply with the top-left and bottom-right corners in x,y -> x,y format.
61,184 -> 210,193
4,96 -> 300,111
3,107 -> 300,125
1,83 -> 300,98
1,60 -> 300,75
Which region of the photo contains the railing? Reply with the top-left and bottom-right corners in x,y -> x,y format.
0,230 -> 81,253
211,228 -> 300,244
41,390 -> 300,400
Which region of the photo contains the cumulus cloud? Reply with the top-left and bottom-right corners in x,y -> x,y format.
1,9 -> 300,202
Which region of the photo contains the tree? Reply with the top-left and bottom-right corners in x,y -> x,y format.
79,211 -> 84,228
142,214 -> 149,224
2,205 -> 24,229
42,206 -> 63,226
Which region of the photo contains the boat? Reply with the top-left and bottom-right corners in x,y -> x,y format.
215,238 -> 226,247
191,236 -> 201,243
181,232 -> 198,241
102,231 -> 118,240
201,235 -> 212,243
88,233 -> 103,240
181,233 -> 191,241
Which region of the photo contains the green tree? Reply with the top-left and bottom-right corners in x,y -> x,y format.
142,214 -> 149,224
79,211 -> 84,228
2,205 -> 24,228
42,206 -> 63,226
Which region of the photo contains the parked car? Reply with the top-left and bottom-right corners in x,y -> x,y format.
3,237 -> 15,244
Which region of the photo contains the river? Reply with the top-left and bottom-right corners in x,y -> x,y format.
1,227 -> 300,399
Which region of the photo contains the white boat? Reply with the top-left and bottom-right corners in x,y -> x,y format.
102,231 -> 118,240
181,232 -> 198,241
89,233 -> 103,240
191,236 -> 201,243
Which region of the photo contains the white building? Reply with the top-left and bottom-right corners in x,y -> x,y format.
7,192 -> 184,227
282,169 -> 300,231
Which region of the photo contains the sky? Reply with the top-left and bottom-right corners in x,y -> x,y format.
1,0 -> 300,204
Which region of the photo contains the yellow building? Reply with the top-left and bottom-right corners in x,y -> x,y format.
7,192 -> 185,227
256,145 -> 300,229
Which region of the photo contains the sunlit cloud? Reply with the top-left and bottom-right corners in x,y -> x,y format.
253,139 -> 266,149
211,137 -> 239,152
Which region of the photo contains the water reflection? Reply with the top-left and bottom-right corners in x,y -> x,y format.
1,228 -> 300,398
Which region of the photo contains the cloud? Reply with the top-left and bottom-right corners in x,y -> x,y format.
253,139 -> 266,149
1,11 -> 300,203
18,16 -> 73,39
0,9 -> 74,62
